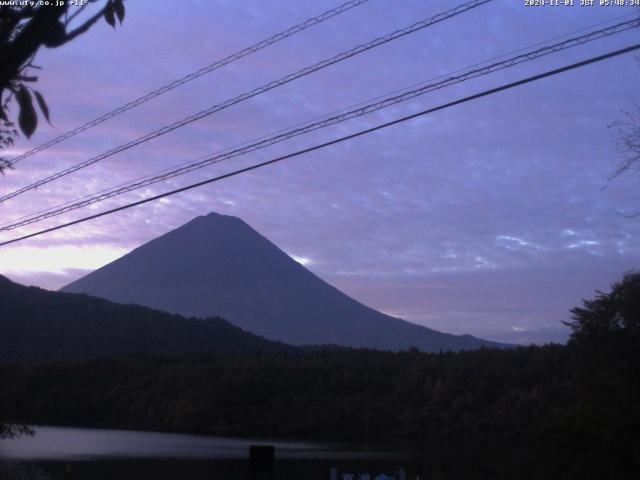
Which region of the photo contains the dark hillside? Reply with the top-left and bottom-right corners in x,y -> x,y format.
0,275 -> 292,361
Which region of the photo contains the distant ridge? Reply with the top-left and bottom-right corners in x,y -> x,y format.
0,275 -> 292,361
62,212 -> 509,352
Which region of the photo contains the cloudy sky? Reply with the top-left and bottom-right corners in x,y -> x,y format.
1,0 -> 639,344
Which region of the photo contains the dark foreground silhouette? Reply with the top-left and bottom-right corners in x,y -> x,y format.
1,273 -> 639,479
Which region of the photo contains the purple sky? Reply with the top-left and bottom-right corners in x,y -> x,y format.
1,0 -> 639,344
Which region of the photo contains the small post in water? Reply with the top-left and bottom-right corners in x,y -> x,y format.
249,444 -> 275,480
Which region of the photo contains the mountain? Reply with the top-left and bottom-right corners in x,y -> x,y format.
0,275 -> 292,361
62,212 -> 507,351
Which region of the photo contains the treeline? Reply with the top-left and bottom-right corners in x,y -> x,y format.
1,273 -> 638,478
0,342 -> 638,477
0,275 -> 292,361
1,346 -> 570,439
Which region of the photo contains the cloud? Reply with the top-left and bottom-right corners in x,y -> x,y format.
3,269 -> 92,291
2,0 -> 639,344
0,245 -> 128,290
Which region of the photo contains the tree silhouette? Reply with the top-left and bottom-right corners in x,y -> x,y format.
565,271 -> 640,346
610,104 -> 640,186
0,0 -> 126,438
563,272 -> 640,475
0,0 -> 126,173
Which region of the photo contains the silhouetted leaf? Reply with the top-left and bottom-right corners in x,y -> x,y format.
42,20 -> 67,47
34,91 -> 51,126
16,85 -> 37,138
104,3 -> 116,28
114,0 -> 125,23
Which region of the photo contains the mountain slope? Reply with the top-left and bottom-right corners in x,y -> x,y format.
0,275 -> 292,361
62,212 -> 507,351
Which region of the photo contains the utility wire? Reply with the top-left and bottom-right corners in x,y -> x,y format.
0,0 -> 493,204
3,9 -> 634,231
6,0 -> 371,167
8,9 -> 633,233
2,17 -> 637,232
2,43 -> 638,248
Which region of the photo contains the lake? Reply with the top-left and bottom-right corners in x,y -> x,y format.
0,426 -> 333,460
0,426 -> 426,479
0,426 -> 554,479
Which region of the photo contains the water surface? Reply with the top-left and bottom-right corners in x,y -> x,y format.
0,426 -> 336,460
0,426 -> 422,480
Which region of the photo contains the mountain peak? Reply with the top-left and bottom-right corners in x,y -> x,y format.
183,211 -> 243,228
62,214 -> 508,351
206,211 -> 236,219
201,211 -> 241,222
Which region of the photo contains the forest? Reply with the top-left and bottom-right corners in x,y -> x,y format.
1,273 -> 638,479
0,275 -> 292,361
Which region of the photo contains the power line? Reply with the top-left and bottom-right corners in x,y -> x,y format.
3,17 -> 637,232
2,43 -> 637,248
0,0 -> 493,205
6,0 -> 371,167
3,17 -> 636,230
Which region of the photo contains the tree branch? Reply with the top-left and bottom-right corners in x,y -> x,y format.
62,2 -> 110,44
65,3 -> 91,26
